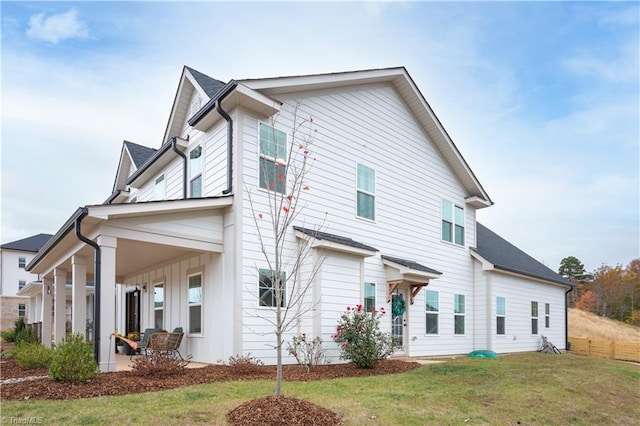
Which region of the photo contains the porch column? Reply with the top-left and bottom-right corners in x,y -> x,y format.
54,268 -> 67,344
41,277 -> 53,348
97,235 -> 117,372
72,256 -> 87,336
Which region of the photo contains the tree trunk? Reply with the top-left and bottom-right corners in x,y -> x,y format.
275,329 -> 282,397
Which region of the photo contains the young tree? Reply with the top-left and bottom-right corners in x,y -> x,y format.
247,101 -> 325,397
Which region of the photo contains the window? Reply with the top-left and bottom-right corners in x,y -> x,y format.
259,123 -> 287,194
425,290 -> 439,334
364,282 -> 376,312
154,175 -> 165,200
454,294 -> 465,335
153,283 -> 164,329
18,304 -> 26,317
496,296 -> 506,335
188,274 -> 202,334
189,145 -> 203,198
441,200 -> 465,245
545,303 -> 550,328
356,164 -> 375,220
18,257 -> 26,268
18,280 -> 26,290
531,301 -> 539,334
130,196 -> 137,203
258,269 -> 286,307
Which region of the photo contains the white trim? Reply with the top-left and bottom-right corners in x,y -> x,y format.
294,230 -> 377,257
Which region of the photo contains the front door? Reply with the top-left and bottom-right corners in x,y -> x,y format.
391,290 -> 407,354
125,290 -> 140,335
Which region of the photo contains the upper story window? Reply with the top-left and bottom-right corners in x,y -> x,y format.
356,164 -> 375,220
425,290 -> 439,334
189,145 -> 203,198
442,200 -> 464,246
154,174 -> 165,200
259,123 -> 287,194
19,280 -> 26,290
364,282 -> 376,312
18,257 -> 26,268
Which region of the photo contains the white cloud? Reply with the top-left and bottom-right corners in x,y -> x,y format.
26,8 -> 88,44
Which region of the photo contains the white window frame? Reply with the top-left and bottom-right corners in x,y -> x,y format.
154,174 -> 165,200
496,296 -> 506,335
531,301 -> 539,335
189,144 -> 203,198
258,269 -> 286,308
18,257 -> 26,268
258,123 -> 287,194
364,282 -> 376,313
153,282 -> 164,330
18,303 -> 26,317
356,163 -> 375,221
454,294 -> 466,335
441,199 -> 465,246
188,272 -> 203,334
425,290 -> 439,335
18,280 -> 26,290
545,303 -> 550,329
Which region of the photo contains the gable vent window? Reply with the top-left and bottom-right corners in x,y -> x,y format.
259,123 -> 287,194
356,163 -> 375,220
154,174 -> 165,200
442,200 -> 464,246
189,145 -> 203,198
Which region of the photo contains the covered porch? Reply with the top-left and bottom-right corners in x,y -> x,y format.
26,196 -> 232,372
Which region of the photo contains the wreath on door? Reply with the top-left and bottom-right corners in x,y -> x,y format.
392,297 -> 406,317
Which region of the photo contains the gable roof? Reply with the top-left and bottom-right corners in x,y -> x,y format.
124,141 -> 157,168
185,66 -> 226,98
472,223 -> 570,287
1,233 -> 53,252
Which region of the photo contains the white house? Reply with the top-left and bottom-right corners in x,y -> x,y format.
24,66 -> 571,371
0,234 -> 52,329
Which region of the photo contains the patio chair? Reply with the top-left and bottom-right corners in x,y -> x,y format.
131,327 -> 162,359
148,329 -> 185,360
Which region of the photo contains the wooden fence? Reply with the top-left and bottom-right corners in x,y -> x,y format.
569,337 -> 640,362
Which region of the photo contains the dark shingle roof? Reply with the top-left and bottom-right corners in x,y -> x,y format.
1,233 -> 53,252
124,141 -> 157,168
293,226 -> 378,252
185,67 -> 227,98
473,223 -> 570,287
381,255 -> 442,275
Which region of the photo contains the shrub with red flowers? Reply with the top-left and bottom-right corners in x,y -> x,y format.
332,304 -> 395,368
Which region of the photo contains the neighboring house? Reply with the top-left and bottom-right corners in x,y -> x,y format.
24,66 -> 571,371
0,234 -> 52,329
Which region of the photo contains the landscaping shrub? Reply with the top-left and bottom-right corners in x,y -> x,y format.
14,342 -> 53,369
287,333 -> 328,371
131,351 -> 188,377
48,333 -> 98,382
2,317 -> 37,345
1,328 -> 16,343
332,304 -> 396,368
224,353 -> 264,374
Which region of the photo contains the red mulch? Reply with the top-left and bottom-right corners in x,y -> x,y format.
1,343 -> 421,425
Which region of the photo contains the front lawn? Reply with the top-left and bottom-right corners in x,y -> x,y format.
2,353 -> 638,425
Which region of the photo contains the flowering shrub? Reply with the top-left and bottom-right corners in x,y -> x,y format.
332,304 -> 395,368
131,351 -> 188,377
287,333 -> 327,371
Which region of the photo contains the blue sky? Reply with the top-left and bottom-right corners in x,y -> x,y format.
1,1 -> 638,273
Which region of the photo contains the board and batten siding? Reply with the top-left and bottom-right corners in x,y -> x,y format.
236,82 -> 482,362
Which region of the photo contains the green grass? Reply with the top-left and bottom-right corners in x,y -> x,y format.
2,353 -> 639,425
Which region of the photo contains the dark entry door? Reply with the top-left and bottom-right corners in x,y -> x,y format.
125,290 -> 141,335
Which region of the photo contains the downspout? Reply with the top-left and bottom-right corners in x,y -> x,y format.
216,98 -> 233,194
75,208 -> 101,363
564,284 -> 573,351
171,137 -> 187,198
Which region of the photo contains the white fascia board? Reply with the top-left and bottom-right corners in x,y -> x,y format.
16,282 -> 41,297
465,196 -> 492,209
87,196 -> 233,220
470,250 -> 495,271
294,230 -> 377,257
381,258 -> 442,281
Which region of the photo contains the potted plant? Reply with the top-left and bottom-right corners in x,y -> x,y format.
116,336 -> 124,353
123,331 -> 140,355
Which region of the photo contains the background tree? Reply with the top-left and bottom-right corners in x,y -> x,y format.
558,256 -> 586,306
247,101 -> 324,397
